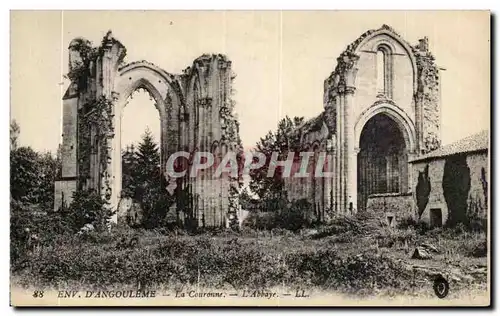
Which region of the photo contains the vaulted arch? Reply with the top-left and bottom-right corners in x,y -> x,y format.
111,61 -> 186,211
355,102 -> 417,154
356,104 -> 415,211
118,78 -> 166,117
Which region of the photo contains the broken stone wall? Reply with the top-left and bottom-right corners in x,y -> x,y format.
365,193 -> 414,226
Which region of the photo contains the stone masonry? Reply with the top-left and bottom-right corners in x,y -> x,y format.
284,25 -> 442,220
54,31 -> 242,227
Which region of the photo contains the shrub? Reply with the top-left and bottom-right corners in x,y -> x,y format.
455,232 -> 487,258
11,200 -> 35,266
311,214 -> 380,240
275,209 -> 306,232
467,240 -> 487,258
141,194 -> 172,229
278,199 -> 311,231
66,189 -> 114,232
285,247 -> 411,294
397,216 -> 418,230
10,200 -> 74,268
241,211 -> 274,230
374,227 -> 416,249
242,199 -> 312,231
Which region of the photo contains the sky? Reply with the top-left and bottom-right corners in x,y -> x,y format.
11,11 -> 490,153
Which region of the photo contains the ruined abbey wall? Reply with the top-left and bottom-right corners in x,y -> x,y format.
54,31 -> 242,228
283,25 -> 442,219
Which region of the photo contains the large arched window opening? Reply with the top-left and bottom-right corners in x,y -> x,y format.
376,44 -> 393,98
357,113 -> 408,211
120,88 -> 162,201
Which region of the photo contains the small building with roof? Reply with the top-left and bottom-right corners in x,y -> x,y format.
409,130 -> 489,228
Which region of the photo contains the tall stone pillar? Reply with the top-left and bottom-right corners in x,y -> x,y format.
322,153 -> 331,212
344,88 -> 357,214
99,32 -> 125,222
331,145 -> 337,215
323,138 -> 335,219
350,147 -> 360,214
337,94 -> 344,213
338,53 -> 359,215
110,94 -> 122,224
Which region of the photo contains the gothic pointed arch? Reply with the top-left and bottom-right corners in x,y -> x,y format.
54,32 -> 240,228
116,61 -> 184,111
355,101 -> 417,154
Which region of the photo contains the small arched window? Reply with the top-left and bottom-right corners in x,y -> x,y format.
376,45 -> 393,98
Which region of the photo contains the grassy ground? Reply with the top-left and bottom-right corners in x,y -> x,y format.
11,216 -> 488,299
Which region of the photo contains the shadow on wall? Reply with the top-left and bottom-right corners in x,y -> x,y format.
442,154 -> 471,227
481,167 -> 488,209
415,165 -> 431,220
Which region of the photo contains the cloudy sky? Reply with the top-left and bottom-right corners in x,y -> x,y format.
11,11 -> 490,153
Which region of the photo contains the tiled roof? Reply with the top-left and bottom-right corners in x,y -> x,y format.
410,130 -> 489,163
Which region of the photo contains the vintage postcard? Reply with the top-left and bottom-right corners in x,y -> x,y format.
10,10 -> 490,307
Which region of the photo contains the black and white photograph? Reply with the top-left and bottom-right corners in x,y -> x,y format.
9,10 -> 490,306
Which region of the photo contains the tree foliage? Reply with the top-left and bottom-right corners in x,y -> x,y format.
249,116 -> 304,203
121,144 -> 137,198
121,128 -> 173,228
65,188 -> 113,232
10,123 -> 73,265
10,119 -> 20,150
10,146 -> 59,208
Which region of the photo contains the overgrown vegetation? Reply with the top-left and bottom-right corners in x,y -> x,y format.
242,199 -> 310,231
14,226 -> 415,295
416,165 -> 431,219
13,218 -> 487,296
64,189 -> 114,232
10,143 -> 60,209
10,120 -> 115,268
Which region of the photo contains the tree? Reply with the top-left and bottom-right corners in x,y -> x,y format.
129,128 -> 162,202
121,144 -> 138,198
11,147 -> 40,203
121,129 -> 161,200
10,144 -> 64,263
249,116 -> 304,203
10,120 -> 20,150
121,128 -> 172,228
10,120 -> 60,207
37,151 -> 59,208
65,188 -> 113,232
10,146 -> 59,208
134,129 -> 167,227
135,128 -> 161,184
